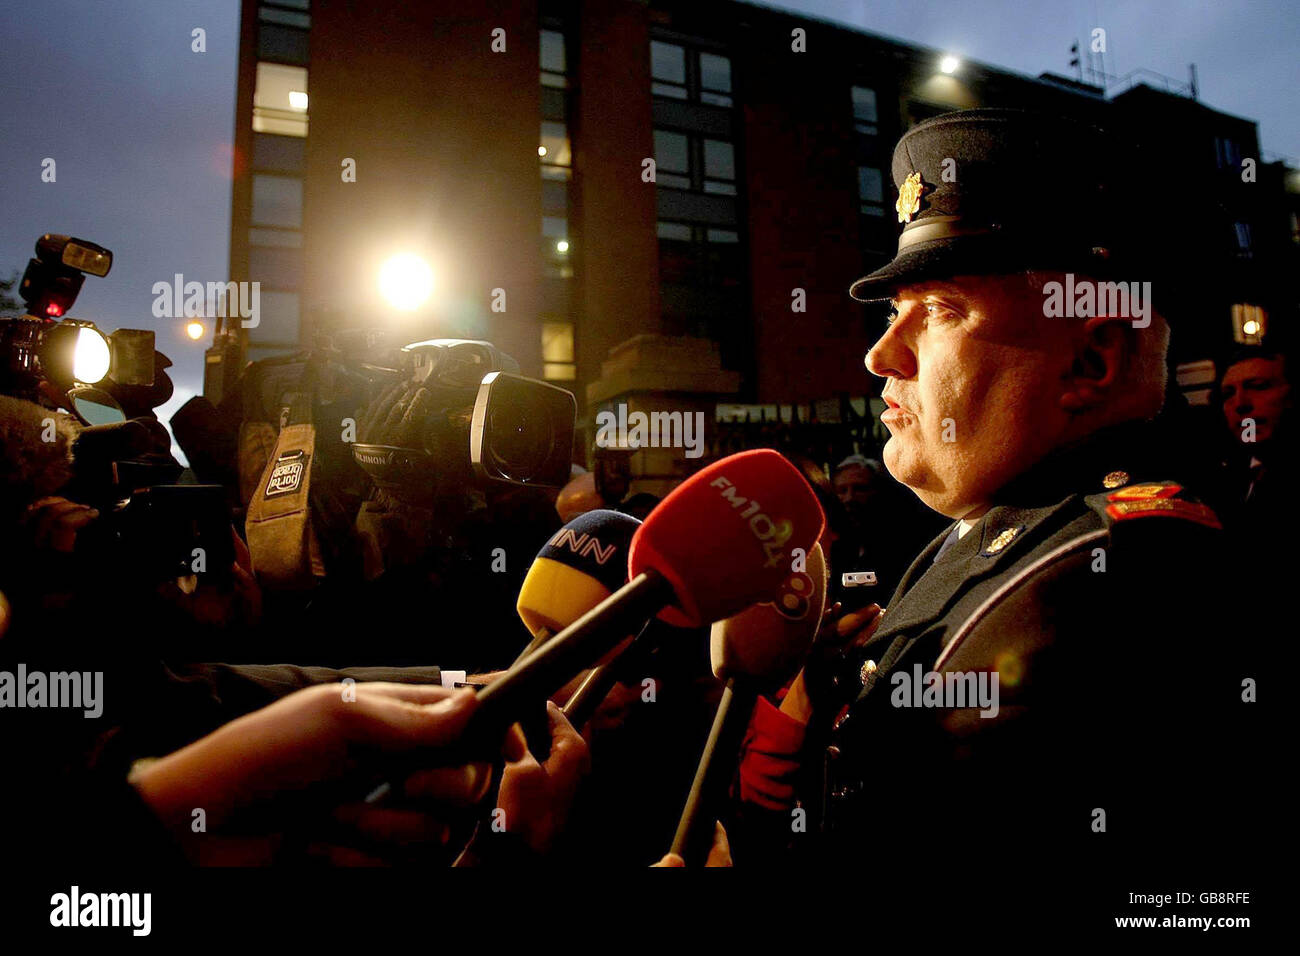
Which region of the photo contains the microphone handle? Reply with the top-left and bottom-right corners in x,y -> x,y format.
669,676 -> 757,864
466,569 -> 674,751
510,627 -> 553,670
562,619 -> 656,727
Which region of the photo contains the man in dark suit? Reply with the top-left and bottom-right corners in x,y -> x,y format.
727,110 -> 1263,886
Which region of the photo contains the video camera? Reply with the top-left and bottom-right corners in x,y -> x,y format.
0,233 -> 233,583
350,338 -> 577,494
0,234 -> 158,421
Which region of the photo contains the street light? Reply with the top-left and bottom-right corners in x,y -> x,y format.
940,55 -> 960,74
379,253 -> 435,311
186,321 -> 205,341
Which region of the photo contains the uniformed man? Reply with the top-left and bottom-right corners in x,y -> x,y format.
727,109 -> 1263,882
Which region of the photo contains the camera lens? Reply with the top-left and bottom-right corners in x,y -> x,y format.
487,402 -> 553,482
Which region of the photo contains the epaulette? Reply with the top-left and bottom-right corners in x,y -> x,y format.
1085,479 -> 1222,531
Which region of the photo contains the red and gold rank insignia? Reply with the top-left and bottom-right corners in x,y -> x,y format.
1106,482 -> 1183,502
896,171 -> 925,223
1105,498 -> 1222,530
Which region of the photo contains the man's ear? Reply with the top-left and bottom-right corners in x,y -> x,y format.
1060,316 -> 1129,414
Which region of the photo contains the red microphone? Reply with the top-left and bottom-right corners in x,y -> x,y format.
465,449 -> 826,748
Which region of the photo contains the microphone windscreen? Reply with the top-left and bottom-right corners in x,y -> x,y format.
516,509 -> 641,637
629,449 -> 826,627
710,541 -> 828,682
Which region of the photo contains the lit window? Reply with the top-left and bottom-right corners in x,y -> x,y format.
540,120 -> 571,167
852,86 -> 878,135
253,62 -> 308,137
657,221 -> 692,241
542,320 -> 574,363
1232,304 -> 1266,344
542,320 -> 576,381
542,217 -> 572,278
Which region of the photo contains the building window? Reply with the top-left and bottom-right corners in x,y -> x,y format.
699,53 -> 732,107
540,120 -> 571,169
703,139 -> 736,195
542,216 -> 572,279
1231,303 -> 1266,345
651,41 -> 688,99
651,40 -> 732,107
654,130 -> 692,189
248,290 -> 300,347
858,166 -> 885,216
251,174 -> 303,228
253,62 -> 308,137
655,128 -> 737,194
1215,136 -> 1242,170
1233,221 -> 1253,256
259,3 -> 310,29
541,320 -> 576,381
657,221 -> 692,241
852,86 -> 878,135
541,28 -> 568,88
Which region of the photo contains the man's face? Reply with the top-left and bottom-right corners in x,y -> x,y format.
1221,357 -> 1290,448
864,276 -> 1072,518
833,464 -> 877,508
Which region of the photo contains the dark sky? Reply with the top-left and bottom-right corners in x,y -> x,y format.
1,0 -> 1296,431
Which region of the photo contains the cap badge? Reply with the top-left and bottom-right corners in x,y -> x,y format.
896,171 -> 925,223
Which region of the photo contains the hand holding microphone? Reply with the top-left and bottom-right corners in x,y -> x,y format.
463,449 -> 826,754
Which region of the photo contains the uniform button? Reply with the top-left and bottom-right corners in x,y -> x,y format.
859,659 -> 877,684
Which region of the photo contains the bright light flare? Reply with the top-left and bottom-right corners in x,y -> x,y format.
556,240 -> 569,253
289,90 -> 309,110
940,55 -> 960,74
186,321 -> 206,340
73,327 -> 111,383
1243,320 -> 1260,336
379,253 -> 435,311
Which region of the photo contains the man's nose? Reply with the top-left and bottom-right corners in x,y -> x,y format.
865,322 -> 915,380
838,489 -> 853,506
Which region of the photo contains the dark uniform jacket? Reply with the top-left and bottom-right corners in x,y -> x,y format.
730,418 -> 1263,876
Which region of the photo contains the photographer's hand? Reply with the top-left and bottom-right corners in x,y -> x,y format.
22,496 -> 99,555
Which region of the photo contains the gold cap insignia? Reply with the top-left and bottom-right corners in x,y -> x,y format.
1102,470 -> 1130,489
983,526 -> 1021,555
896,171 -> 925,223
